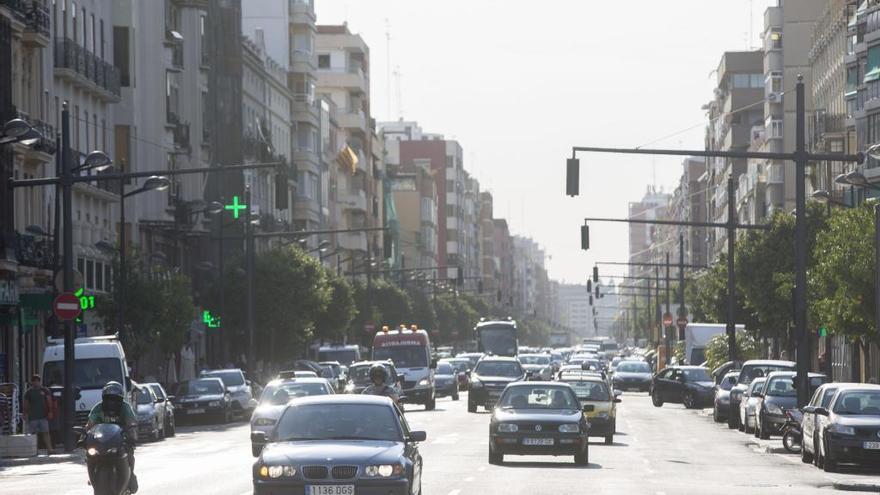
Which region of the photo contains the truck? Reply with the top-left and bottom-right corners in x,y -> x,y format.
475,319 -> 518,356
372,326 -> 436,410
683,323 -> 745,365
41,335 -> 133,425
549,332 -> 570,348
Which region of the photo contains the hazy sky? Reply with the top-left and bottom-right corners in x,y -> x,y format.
316,0 -> 775,283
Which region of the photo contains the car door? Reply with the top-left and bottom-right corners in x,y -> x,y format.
397,407 -> 422,490
653,369 -> 674,400
668,369 -> 687,402
802,386 -> 825,454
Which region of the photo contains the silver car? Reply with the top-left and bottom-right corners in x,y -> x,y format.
200,368 -> 256,418
249,377 -> 334,456
739,377 -> 767,434
134,385 -> 167,442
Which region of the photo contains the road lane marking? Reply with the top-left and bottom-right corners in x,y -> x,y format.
447,490 -> 461,495
477,466 -> 486,472
464,476 -> 474,482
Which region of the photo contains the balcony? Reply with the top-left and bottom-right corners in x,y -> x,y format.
339,189 -> 367,213
15,232 -> 55,271
0,0 -> 26,23
292,93 -> 320,123
54,38 -> 121,102
22,0 -> 50,47
338,231 -> 367,253
15,109 -> 56,154
316,66 -> 367,94
290,0 -> 316,24
337,109 -> 367,132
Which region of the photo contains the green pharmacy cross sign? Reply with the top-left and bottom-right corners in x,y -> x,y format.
203,310 -> 221,329
224,195 -> 247,219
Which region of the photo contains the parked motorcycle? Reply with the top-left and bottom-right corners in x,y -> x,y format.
780,408 -> 803,454
74,424 -> 134,495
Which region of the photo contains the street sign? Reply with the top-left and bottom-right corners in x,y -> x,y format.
54,292 -> 82,321
676,316 -> 688,328
663,312 -> 673,327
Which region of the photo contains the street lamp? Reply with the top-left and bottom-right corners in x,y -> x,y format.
78,150 -> 113,172
0,118 -> 42,146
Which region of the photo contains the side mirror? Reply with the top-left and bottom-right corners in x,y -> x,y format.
409,431 -> 427,442
613,390 -> 622,398
397,374 -> 406,383
251,431 -> 268,457
525,371 -> 534,379
752,392 -> 763,398
582,404 -> 595,412
614,398 -> 622,403
430,358 -> 438,369
814,407 -> 830,416
802,406 -> 816,414
155,397 -> 165,403
167,395 -> 176,403
125,377 -> 133,390
74,386 -> 82,401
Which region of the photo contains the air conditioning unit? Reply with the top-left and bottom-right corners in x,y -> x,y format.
767,92 -> 782,103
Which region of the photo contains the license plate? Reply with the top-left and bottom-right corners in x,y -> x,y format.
307,485 -> 355,495
522,438 -> 554,446
187,409 -> 205,414
864,442 -> 880,450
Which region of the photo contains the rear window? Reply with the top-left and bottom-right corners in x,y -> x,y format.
474,360 -> 523,378
204,371 -> 244,387
436,363 -> 454,374
765,377 -> 796,397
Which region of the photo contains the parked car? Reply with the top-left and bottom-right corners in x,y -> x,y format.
727,360 -> 796,429
433,361 -> 460,401
753,372 -> 827,440
134,385 -> 166,442
712,371 -> 740,423
805,384 -> 880,472
801,382 -> 853,464
200,368 -> 256,418
249,377 -> 335,456
173,377 -> 232,423
738,377 -> 768,434
612,360 -> 653,392
650,366 -> 714,409
144,382 -> 175,437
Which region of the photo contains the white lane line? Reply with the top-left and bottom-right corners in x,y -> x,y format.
464,476 -> 474,482
477,465 -> 486,472
447,490 -> 461,495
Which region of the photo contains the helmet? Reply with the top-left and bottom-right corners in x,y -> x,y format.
102,381 -> 125,416
369,364 -> 388,383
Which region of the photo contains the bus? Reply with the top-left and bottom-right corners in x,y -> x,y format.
372,326 -> 436,410
474,319 -> 518,357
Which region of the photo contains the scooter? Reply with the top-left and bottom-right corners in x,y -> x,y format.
74,424 -> 133,495
781,408 -> 803,454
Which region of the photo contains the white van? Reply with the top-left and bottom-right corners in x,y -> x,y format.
42,335 -> 132,424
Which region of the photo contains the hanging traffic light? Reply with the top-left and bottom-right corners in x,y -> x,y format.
580,224 -> 589,251
566,158 -> 580,197
595,285 -> 600,298
587,280 -> 592,293
275,172 -> 289,210
592,266 -> 599,283
589,294 -> 593,306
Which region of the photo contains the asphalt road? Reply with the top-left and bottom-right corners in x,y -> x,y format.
1,391 -> 878,494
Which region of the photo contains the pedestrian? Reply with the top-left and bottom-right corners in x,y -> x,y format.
23,374 -> 54,455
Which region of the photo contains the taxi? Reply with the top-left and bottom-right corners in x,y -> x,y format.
557,371 -> 621,445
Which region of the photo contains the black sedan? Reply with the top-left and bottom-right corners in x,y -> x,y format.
650,366 -> 714,409
251,395 -> 425,495
172,378 -> 232,423
468,357 -> 526,413
611,360 -> 653,392
808,384 -> 880,472
433,362 -> 459,401
489,382 -> 590,465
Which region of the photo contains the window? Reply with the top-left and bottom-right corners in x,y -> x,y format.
200,15 -> 208,66
84,110 -> 89,150
750,74 -> 764,88
86,260 -> 94,289
867,113 -> 880,145
866,45 -> 880,83
114,125 -> 131,183
90,14 -> 95,53
769,29 -> 782,50
201,91 -> 209,142
293,33 -> 312,54
100,19 -> 104,59
77,257 -> 85,278
166,71 -> 180,123
766,118 -> 782,139
847,66 -> 859,94
114,27 -> 130,87
318,54 -> 330,69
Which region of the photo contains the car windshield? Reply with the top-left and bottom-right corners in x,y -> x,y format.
519,355 -> 550,365
276,404 -> 402,441
564,381 -> 610,401
719,376 -> 736,391
373,345 -> 428,368
43,358 -> 124,391
682,368 -> 711,382
474,361 -> 523,378
738,364 -> 794,385
135,388 -> 153,405
500,386 -> 579,410
446,360 -> 469,371
833,391 -> 880,415
478,327 -> 518,356
177,380 -> 224,396
765,377 -> 795,397
203,371 -> 244,387
616,362 -> 651,373
436,363 -> 454,375
820,388 -> 839,408
319,366 -> 337,378
259,382 -> 330,404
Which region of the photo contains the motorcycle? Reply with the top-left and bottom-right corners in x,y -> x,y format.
74,424 -> 134,495
780,408 -> 803,454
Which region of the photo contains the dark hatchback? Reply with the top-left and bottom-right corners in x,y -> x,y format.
251,395 -> 425,495
753,371 -> 827,440
650,366 -> 714,409
612,360 -> 653,392
468,357 -> 526,413
489,382 -> 590,465
433,362 -> 460,401
172,378 -> 231,423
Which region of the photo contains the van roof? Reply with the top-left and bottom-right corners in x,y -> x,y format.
43,340 -> 125,361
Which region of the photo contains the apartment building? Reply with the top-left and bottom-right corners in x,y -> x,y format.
844,1 -> 880,189
462,172 -> 481,287
557,284 -> 589,337
479,191 -> 497,303
493,218 -> 513,308
627,187 -> 671,277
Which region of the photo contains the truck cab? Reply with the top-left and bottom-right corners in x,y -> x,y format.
372,326 -> 436,410
41,335 -> 132,424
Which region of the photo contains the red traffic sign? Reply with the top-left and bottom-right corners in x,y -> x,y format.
676,316 -> 689,328
54,292 -> 82,321
663,312 -> 674,327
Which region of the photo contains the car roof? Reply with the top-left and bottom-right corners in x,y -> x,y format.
202,369 -> 243,375
285,394 -> 394,407
741,360 -> 796,366
764,371 -> 826,378
477,356 -> 520,363
558,375 -> 606,384
184,377 -> 223,383
505,381 -> 573,388
832,383 -> 880,392
268,377 -> 330,385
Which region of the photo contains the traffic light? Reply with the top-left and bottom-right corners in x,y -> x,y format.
275,172 -> 289,210
587,280 -> 592,293
580,224 -> 589,251
595,285 -> 600,298
592,266 -> 599,283
589,294 -> 593,306
566,158 -> 580,197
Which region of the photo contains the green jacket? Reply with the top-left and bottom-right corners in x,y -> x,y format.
87,401 -> 137,428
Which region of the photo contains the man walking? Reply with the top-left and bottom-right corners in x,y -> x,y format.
23,374 -> 54,455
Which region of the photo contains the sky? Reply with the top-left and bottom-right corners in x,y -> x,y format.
316,0 -> 776,283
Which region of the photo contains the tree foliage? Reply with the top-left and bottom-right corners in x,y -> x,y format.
703,332 -> 763,372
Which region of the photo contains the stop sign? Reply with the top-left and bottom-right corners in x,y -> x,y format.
54,292 -> 82,321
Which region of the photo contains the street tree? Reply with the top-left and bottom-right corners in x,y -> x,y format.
314,274 -> 356,342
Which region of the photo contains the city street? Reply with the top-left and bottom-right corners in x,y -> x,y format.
2,392 -> 877,494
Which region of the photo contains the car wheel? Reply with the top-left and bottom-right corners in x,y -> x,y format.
223,408 -> 231,424
159,420 -> 165,440
801,440 -> 813,463
467,400 -> 477,413
651,390 -> 663,407
604,435 -> 613,445
574,446 -> 589,466
425,397 -> 436,411
727,407 -> 739,429
166,415 -> 176,437
682,391 -> 695,409
452,391 -> 459,401
152,421 -> 160,442
822,439 -> 837,472
758,414 -> 770,440
815,434 -> 825,468
713,405 -> 723,423
488,448 -> 503,465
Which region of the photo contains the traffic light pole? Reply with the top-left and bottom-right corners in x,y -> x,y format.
61,104 -> 75,452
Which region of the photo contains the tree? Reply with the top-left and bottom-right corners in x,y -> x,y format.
812,205 -> 876,369
372,280 -> 413,329
408,288 -> 437,331
703,332 -> 762,372
314,274 -> 356,342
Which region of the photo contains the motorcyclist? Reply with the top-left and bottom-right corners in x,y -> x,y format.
85,381 -> 138,493
361,364 -> 400,405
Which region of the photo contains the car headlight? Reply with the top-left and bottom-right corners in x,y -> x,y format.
208,401 -> 221,407
558,424 -> 580,433
86,447 -> 99,456
260,465 -> 296,479
418,379 -> 430,387
830,424 -> 856,436
497,423 -> 519,433
766,404 -> 783,415
364,464 -> 404,477
252,418 -> 276,427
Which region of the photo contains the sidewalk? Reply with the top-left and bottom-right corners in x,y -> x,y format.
0,450 -> 84,468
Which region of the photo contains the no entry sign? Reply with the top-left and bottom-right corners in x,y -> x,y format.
54,292 -> 82,321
